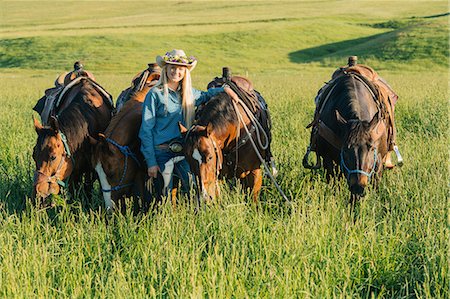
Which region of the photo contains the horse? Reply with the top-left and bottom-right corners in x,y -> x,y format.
92,64 -> 160,213
180,75 -> 272,203
32,74 -> 114,206
303,66 -> 392,203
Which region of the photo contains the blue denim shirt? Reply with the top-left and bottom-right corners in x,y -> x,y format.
139,85 -> 224,168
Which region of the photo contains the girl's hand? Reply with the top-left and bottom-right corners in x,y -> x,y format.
147,166 -> 160,178
224,86 -> 239,102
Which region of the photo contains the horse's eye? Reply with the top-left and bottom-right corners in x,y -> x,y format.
50,155 -> 57,161
207,156 -> 213,162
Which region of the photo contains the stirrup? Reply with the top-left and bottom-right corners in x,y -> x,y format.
393,145 -> 403,167
270,158 -> 278,178
302,146 -> 321,169
264,158 -> 278,178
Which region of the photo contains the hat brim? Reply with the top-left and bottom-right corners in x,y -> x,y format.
156,55 -> 197,71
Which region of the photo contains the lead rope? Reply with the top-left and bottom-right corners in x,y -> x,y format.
230,98 -> 290,203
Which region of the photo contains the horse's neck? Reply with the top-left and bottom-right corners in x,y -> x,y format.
54,84 -> 82,115
129,86 -> 150,103
58,117 -> 89,155
211,100 -> 250,149
105,103 -> 142,145
58,82 -> 110,153
335,78 -> 377,122
221,119 -> 250,149
349,92 -> 377,122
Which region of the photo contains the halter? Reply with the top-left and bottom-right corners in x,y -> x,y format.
209,137 -> 222,177
35,130 -> 72,188
101,137 -> 141,192
227,85 -> 289,202
340,148 -> 378,181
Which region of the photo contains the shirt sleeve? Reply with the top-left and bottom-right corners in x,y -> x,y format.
139,92 -> 158,168
193,87 -> 224,106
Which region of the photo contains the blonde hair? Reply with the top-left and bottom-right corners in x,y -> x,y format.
155,65 -> 195,128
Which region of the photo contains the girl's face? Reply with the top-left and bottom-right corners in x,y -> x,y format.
167,65 -> 186,83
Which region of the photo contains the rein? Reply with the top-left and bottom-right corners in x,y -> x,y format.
228,88 -> 289,202
340,148 -> 378,181
101,137 -> 141,193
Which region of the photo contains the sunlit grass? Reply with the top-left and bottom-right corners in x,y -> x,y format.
0,1 -> 448,298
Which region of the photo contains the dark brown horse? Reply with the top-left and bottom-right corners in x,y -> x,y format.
32,76 -> 113,206
92,64 -> 160,213
304,69 -> 391,202
180,76 -> 272,203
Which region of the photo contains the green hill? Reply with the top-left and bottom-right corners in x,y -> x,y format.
0,2 -> 448,73
289,16 -> 449,69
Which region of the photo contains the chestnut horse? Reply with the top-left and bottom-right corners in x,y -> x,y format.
304,71 -> 391,203
92,64 -> 160,213
181,76 -> 272,203
32,77 -> 113,206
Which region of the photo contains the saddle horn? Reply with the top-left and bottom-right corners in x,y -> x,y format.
74,61 -> 83,71
348,56 -> 357,66
222,67 -> 231,81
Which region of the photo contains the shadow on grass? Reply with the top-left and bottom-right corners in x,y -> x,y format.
289,15 -> 449,66
288,32 -> 392,64
0,170 -> 104,217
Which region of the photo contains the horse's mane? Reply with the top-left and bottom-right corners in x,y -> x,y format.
196,92 -> 238,135
57,79 -> 108,153
332,74 -> 378,122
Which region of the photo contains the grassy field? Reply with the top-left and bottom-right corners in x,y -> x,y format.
0,1 -> 448,298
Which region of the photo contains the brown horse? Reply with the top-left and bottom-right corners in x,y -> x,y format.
32,76 -> 113,206
92,64 -> 160,213
304,68 -> 392,203
180,76 -> 272,203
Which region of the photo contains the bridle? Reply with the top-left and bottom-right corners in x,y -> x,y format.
101,137 -> 141,193
35,131 -> 72,188
340,147 -> 379,181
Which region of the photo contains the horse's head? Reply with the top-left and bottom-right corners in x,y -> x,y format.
91,133 -> 140,208
336,110 -> 386,197
180,123 -> 223,200
32,116 -> 73,204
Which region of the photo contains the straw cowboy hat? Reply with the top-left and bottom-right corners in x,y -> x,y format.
156,49 -> 197,71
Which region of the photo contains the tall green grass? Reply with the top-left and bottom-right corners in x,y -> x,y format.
0,1 -> 448,298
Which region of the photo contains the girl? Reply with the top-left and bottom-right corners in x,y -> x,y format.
139,49 -> 232,199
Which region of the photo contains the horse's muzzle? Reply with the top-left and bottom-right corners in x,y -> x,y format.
350,184 -> 366,197
33,172 -> 60,205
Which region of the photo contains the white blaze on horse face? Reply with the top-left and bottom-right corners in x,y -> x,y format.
192,149 -> 202,168
95,162 -> 115,210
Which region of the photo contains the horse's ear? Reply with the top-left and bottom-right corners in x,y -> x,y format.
206,123 -> 214,136
335,110 -> 348,125
371,121 -> 386,141
194,125 -> 208,137
33,116 -> 43,133
49,116 -> 59,133
369,111 -> 380,130
88,133 -> 105,146
88,136 -> 98,145
147,73 -> 160,83
178,122 -> 188,134
369,113 -> 386,141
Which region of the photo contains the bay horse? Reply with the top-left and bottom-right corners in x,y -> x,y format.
303,66 -> 392,203
180,75 -> 272,203
32,74 -> 114,206
92,64 -> 160,213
